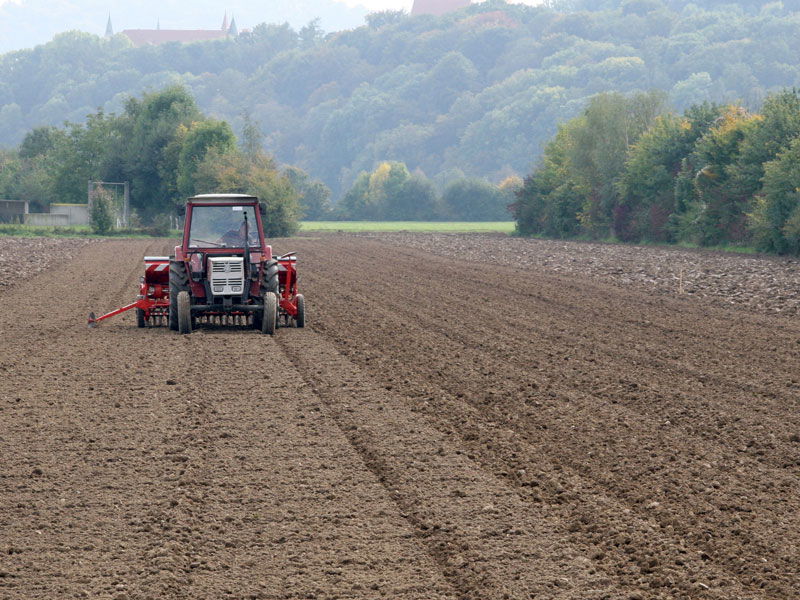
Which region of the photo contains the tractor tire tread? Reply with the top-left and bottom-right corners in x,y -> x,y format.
177,290 -> 192,334
169,260 -> 189,332
264,259 -> 279,296
261,291 -> 277,335
295,294 -> 305,328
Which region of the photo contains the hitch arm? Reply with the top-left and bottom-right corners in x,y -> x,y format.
88,299 -> 148,328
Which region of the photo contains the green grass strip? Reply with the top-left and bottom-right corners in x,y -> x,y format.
0,224 -> 96,238
299,221 -> 515,233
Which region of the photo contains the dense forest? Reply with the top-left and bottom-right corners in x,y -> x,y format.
513,88 -> 800,254
2,0 -> 800,200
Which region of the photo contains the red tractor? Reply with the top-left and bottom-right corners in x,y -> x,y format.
88,194 -> 305,334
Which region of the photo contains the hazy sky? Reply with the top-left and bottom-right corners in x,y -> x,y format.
340,0 -> 541,8
0,0 -> 371,53
0,0 -> 405,7
0,0 -> 414,9
0,0 -> 542,13
337,0 -> 412,8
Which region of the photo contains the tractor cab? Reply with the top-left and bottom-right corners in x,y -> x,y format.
175,195 -> 271,303
182,195 -> 267,252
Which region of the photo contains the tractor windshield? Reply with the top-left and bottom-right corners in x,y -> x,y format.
188,205 -> 260,249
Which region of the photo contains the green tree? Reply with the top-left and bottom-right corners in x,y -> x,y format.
569,91 -> 667,236
338,171 -> 371,219
442,178 -> 510,221
121,86 -> 202,220
751,136 -> 800,253
299,19 -> 325,49
420,52 -> 479,115
193,148 -> 300,237
240,113 -> 264,158
690,106 -> 762,245
90,187 -> 116,234
337,161 -> 440,220
730,89 -> 800,202
365,10 -> 406,29
284,166 -> 333,219
385,174 -> 440,220
47,111 -> 120,206
0,150 -> 20,201
176,119 -> 237,197
513,119 -> 589,237
18,126 -> 63,159
338,161 -> 408,219
616,102 -> 722,241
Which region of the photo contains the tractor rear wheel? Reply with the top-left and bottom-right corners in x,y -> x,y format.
261,291 -> 277,335
253,259 -> 279,331
295,294 -> 305,328
177,291 -> 192,334
264,259 -> 279,295
136,308 -> 146,328
168,260 -> 189,331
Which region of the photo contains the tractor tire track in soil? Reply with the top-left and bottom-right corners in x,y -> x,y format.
1,234 -> 798,599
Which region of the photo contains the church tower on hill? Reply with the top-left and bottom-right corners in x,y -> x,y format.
119,13 -> 239,47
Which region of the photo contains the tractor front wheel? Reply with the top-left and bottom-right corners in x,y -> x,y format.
177,291 -> 192,334
136,308 -> 146,328
261,291 -> 277,335
295,294 -> 305,328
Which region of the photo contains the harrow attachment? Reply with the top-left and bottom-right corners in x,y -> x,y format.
87,256 -> 170,328
276,252 -> 305,328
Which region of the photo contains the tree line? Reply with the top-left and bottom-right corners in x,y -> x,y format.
0,87 -> 308,235
1,0 -> 800,197
336,161 -> 517,221
0,84 -> 513,231
513,88 -> 800,255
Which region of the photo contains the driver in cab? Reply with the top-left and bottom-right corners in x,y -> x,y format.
219,220 -> 248,247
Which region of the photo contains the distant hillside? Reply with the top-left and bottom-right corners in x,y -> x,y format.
2,0 -> 800,197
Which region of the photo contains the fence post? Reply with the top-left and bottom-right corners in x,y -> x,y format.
123,182 -> 130,227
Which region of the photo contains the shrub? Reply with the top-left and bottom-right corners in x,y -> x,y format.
90,188 -> 115,234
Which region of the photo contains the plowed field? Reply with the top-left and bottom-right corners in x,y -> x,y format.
1,235 -> 798,600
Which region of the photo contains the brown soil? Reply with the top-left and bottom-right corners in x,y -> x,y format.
350,232 -> 800,316
1,234 -> 798,599
0,237 -> 97,289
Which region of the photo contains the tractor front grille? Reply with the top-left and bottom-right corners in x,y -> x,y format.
208,257 -> 245,296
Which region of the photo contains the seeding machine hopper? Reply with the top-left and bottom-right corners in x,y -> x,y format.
88,194 -> 305,334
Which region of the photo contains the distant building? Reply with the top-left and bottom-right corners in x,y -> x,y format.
411,0 -> 471,16
118,13 -> 237,47
24,203 -> 89,227
0,200 -> 28,224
